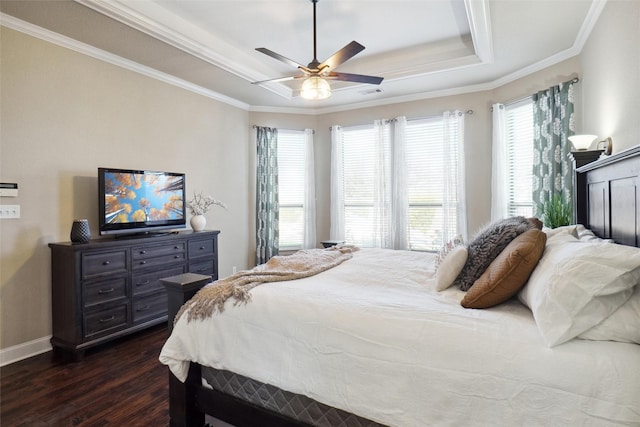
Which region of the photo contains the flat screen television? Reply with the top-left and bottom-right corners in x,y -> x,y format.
98,167 -> 186,237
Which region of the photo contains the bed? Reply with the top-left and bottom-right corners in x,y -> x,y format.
160,146 -> 640,427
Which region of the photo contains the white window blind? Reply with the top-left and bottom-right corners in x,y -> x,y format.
277,130 -> 305,249
405,117 -> 460,251
338,116 -> 461,251
505,99 -> 534,217
341,125 -> 390,247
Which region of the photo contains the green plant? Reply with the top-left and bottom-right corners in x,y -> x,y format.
541,193 -> 572,228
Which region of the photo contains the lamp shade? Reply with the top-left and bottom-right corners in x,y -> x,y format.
301,76 -> 331,100
568,134 -> 597,151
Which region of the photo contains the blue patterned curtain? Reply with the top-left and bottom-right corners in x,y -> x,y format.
532,80 -> 575,218
256,127 -> 279,264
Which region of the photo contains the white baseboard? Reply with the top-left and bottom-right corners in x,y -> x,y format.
0,336 -> 52,367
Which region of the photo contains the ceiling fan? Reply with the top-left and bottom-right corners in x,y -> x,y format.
253,0 -> 384,100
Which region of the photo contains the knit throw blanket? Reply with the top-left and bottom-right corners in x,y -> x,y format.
176,245 -> 359,323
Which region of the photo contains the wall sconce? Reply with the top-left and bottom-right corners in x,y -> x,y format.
568,135 -> 613,155
596,137 -> 613,155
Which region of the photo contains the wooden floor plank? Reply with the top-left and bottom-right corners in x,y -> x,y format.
1,324 -> 170,426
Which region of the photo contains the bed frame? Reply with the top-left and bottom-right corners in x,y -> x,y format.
575,145 -> 640,247
164,145 -> 640,427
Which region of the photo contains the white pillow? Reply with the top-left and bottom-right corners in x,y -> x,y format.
579,283 -> 640,344
542,225 -> 578,239
435,246 -> 468,291
573,224 -> 614,243
518,238 -> 640,347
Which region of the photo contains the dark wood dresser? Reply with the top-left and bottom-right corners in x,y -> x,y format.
48,230 -> 219,360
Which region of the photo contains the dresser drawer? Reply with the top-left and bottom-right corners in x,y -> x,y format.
132,242 -> 185,260
132,252 -> 185,270
132,266 -> 184,296
133,292 -> 167,323
84,303 -> 128,339
189,238 -> 215,259
189,259 -> 216,277
84,277 -> 128,307
82,250 -> 128,279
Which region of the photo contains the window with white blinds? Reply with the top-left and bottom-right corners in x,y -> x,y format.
341,125 -> 391,247
277,130 -> 305,249
339,117 -> 461,251
406,117 -> 460,251
505,99 -> 534,217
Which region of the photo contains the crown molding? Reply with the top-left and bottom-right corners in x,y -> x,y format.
76,0 -> 293,100
76,0 -> 493,101
574,0 -> 607,51
2,0 -> 604,116
0,13 -> 250,110
465,0 -> 494,64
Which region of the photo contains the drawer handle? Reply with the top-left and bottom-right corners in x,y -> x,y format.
174,255 -> 181,259
174,246 -> 180,249
140,261 -> 146,265
98,287 -> 115,294
135,280 -> 151,287
99,316 -> 115,323
199,246 -> 205,250
103,260 -> 110,266
137,305 -> 150,312
140,250 -> 147,255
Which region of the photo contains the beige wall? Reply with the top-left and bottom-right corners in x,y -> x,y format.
580,0 -> 640,153
2,0 -> 638,357
0,27 -> 252,350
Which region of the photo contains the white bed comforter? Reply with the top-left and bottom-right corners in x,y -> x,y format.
160,248 -> 640,426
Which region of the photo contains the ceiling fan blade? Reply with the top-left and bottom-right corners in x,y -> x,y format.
327,71 -> 384,85
252,75 -> 305,85
255,48 -> 310,72
318,41 -> 365,71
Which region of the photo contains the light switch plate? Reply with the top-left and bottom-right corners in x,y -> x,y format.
0,183 -> 18,197
0,205 -> 20,219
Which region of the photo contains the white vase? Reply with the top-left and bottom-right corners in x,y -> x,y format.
190,214 -> 206,232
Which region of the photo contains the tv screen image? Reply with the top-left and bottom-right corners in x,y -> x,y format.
99,168 -> 186,236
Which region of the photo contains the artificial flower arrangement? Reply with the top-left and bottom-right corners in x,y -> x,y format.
187,192 -> 227,216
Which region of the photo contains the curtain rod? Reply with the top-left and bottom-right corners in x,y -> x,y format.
329,110 -> 474,130
252,125 -> 314,134
493,76 -> 580,110
411,110 -> 474,121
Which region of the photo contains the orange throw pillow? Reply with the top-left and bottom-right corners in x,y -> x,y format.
462,228 -> 547,309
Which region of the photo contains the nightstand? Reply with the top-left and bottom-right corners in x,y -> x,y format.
161,272 -> 213,333
321,240 -> 345,248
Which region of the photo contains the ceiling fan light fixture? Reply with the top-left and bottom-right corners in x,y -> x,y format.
301,76 -> 331,100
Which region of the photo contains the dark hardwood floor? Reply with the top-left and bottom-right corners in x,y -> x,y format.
1,324 -> 171,426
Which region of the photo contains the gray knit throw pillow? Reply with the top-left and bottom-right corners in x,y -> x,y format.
455,216 -> 540,291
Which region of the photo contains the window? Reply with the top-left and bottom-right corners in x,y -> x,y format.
505,99 -> 534,217
334,114 -> 464,251
277,130 -> 306,250
340,125 -> 391,247
405,117 -> 462,251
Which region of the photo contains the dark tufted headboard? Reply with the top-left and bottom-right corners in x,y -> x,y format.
576,145 -> 640,248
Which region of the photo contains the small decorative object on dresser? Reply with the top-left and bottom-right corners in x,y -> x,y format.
190,215 -> 207,232
70,219 -> 91,243
187,192 -> 227,232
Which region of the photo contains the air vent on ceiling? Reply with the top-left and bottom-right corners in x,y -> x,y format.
360,88 -> 383,95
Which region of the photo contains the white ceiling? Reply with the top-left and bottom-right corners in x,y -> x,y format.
0,0 -> 602,113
